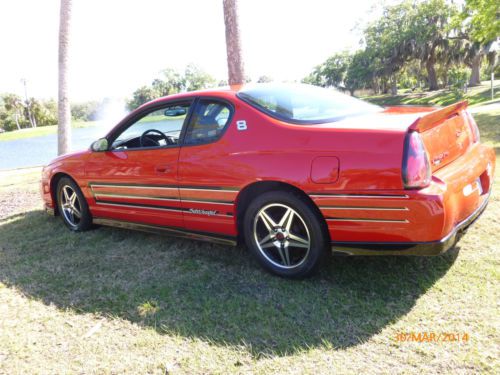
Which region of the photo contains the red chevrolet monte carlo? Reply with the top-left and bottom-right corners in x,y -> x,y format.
41,84 -> 495,278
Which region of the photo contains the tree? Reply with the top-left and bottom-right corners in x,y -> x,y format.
463,0 -> 500,44
127,86 -> 158,110
2,94 -> 24,130
345,50 -> 373,95
408,0 -> 459,90
222,0 -> 245,85
257,75 -> 273,83
183,64 -> 216,91
127,65 -> 216,110
58,0 -> 72,155
303,52 -> 352,89
454,0 -> 500,86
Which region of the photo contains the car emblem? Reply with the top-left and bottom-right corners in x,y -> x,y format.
432,151 -> 449,166
236,120 -> 247,131
189,208 -> 218,216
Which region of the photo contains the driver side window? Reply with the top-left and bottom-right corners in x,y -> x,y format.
112,103 -> 190,150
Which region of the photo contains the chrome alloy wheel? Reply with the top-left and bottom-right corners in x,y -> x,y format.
60,185 -> 82,228
253,203 -> 311,269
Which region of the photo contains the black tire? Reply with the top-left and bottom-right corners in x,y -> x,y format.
243,190 -> 328,278
56,177 -> 92,232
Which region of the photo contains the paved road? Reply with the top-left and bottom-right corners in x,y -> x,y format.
0,125 -> 110,170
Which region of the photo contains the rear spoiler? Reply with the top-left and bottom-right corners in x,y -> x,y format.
409,101 -> 468,133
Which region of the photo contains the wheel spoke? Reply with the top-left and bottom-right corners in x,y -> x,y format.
259,233 -> 273,246
278,208 -> 294,231
288,232 -> 309,245
63,187 -> 71,202
72,207 -> 81,218
67,209 -> 75,224
70,192 -> 77,206
259,210 -> 277,232
261,241 -> 276,249
287,235 -> 310,249
277,243 -> 290,266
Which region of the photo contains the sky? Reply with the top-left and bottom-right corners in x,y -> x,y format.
0,0 -> 387,102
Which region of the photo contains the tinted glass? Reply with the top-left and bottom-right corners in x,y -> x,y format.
184,100 -> 232,145
238,83 -> 381,124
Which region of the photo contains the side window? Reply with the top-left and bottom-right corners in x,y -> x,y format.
184,100 -> 232,145
112,103 -> 190,150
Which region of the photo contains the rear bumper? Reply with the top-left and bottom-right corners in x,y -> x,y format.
331,189 -> 490,256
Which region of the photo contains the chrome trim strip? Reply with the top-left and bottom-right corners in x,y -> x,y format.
326,218 -> 409,223
319,206 -> 408,211
179,188 -> 238,193
91,184 -> 178,191
94,193 -> 233,206
95,201 -> 232,218
310,194 -> 410,199
89,183 -> 239,193
96,201 -> 182,213
181,199 -> 234,206
95,193 -> 179,202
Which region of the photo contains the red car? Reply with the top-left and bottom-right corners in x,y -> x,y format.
41,84 -> 495,278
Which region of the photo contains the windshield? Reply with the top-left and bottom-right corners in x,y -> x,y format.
237,83 -> 382,124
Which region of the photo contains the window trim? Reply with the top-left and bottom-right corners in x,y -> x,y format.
180,97 -> 235,148
106,99 -> 196,152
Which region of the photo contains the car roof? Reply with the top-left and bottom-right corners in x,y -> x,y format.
144,85 -> 244,107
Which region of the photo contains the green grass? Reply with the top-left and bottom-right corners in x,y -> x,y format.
0,120 -> 99,142
363,80 -> 500,107
0,110 -> 498,373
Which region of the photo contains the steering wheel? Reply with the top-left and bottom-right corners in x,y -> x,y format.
139,129 -> 172,147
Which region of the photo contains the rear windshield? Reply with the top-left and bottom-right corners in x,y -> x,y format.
237,84 -> 381,124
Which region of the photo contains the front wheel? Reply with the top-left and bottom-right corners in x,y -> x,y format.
56,177 -> 92,231
243,191 -> 328,278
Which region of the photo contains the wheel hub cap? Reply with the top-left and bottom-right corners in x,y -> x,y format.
253,203 -> 311,269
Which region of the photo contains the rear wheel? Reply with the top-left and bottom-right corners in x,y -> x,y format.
56,177 -> 92,231
243,191 -> 328,278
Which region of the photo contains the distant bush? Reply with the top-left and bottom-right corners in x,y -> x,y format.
71,101 -> 100,121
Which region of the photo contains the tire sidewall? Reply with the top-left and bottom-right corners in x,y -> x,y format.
56,177 -> 92,231
243,191 -> 327,278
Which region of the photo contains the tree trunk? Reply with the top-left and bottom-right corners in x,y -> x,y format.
14,112 -> 20,130
222,0 -> 245,85
58,0 -> 72,155
426,60 -> 438,91
468,54 -> 482,87
442,65 -> 449,89
390,74 -> 397,96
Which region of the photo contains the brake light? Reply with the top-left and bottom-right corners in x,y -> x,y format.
465,111 -> 480,143
402,131 -> 431,189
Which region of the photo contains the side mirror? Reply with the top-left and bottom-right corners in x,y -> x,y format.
91,137 -> 109,152
164,107 -> 187,117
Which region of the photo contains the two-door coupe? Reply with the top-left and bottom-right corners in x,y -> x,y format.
41,84 -> 496,278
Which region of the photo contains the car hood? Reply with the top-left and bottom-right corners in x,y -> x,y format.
46,149 -> 91,166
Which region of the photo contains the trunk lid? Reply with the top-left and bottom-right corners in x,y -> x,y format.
408,102 -> 473,172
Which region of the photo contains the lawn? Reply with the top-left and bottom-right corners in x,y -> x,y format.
363,80 -> 500,107
0,120 -> 99,142
0,110 -> 498,374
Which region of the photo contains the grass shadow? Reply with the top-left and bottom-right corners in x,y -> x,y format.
0,210 -> 458,357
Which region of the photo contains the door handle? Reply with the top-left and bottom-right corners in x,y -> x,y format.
155,165 -> 173,174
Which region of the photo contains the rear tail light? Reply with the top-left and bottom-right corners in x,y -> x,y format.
402,131 -> 431,189
465,111 -> 480,143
